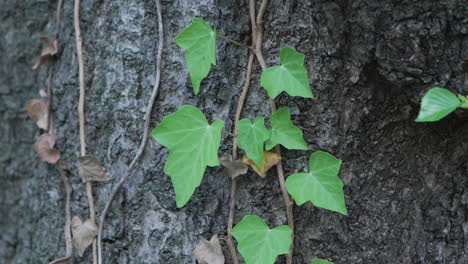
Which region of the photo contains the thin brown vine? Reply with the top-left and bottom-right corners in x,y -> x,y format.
49,161 -> 73,264
226,52 -> 255,264
252,0 -> 295,263
73,0 -> 97,263
97,0 -> 163,263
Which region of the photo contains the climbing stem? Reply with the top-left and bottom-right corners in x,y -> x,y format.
97,0 -> 163,263
251,0 -> 295,263
74,0 -> 97,263
217,33 -> 251,49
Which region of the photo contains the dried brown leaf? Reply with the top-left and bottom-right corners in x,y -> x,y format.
192,234 -> 225,264
71,216 -> 98,257
242,151 -> 281,178
26,97 -> 49,130
78,155 -> 111,183
34,134 -> 60,164
32,36 -> 58,69
220,154 -> 248,179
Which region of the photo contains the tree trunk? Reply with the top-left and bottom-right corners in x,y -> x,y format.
1,0 -> 467,263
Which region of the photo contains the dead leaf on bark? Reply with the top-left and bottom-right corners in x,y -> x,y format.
242,151 -> 281,178
25,97 -> 49,130
192,234 -> 225,264
220,154 -> 248,179
71,216 -> 98,257
34,134 -> 60,164
78,155 -> 110,183
32,36 -> 58,69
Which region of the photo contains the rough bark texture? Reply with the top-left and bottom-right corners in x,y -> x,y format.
1,0 -> 468,263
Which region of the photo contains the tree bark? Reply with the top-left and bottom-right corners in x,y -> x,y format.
1,0 -> 467,263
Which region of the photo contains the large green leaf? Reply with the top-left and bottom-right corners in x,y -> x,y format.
230,215 -> 292,264
286,151 -> 347,215
415,87 -> 461,122
174,18 -> 216,94
151,105 -> 224,207
237,117 -> 271,167
265,107 -> 308,150
311,259 -> 334,264
260,46 -> 314,99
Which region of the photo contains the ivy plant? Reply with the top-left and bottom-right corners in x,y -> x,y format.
230,215 -> 292,264
286,151 -> 347,215
151,105 -> 224,207
174,18 -> 216,94
261,46 -> 314,99
416,87 -> 468,122
152,18 -> 348,263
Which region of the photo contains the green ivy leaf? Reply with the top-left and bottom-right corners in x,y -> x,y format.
151,105 -> 224,207
230,215 -> 292,264
174,18 -> 216,94
415,87 -> 461,122
265,107 -> 308,151
237,117 -> 271,167
260,46 -> 314,99
286,151 -> 347,215
311,259 -> 334,264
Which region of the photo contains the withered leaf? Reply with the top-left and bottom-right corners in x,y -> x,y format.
242,151 -> 281,178
71,216 -> 98,257
78,155 -> 110,183
32,36 -> 58,69
26,97 -> 49,130
34,134 -> 60,164
220,154 -> 248,179
192,234 -> 225,264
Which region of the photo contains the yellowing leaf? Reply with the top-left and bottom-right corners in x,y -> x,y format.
78,155 -> 111,183
220,154 -> 248,179
32,36 -> 58,69
242,151 -> 281,178
34,134 -> 60,164
192,234 -> 225,264
26,97 -> 49,130
71,216 -> 98,257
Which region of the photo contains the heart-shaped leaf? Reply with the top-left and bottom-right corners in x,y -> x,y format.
230,215 -> 292,264
192,234 -> 225,264
174,18 -> 216,94
26,97 -> 49,130
33,36 -> 58,69
286,151 -> 347,215
151,105 -> 224,207
415,87 -> 461,122
265,107 -> 308,150
242,151 -> 281,178
237,117 -> 271,167
311,259 -> 334,264
71,216 -> 98,257
34,134 -> 60,164
78,155 -> 111,183
260,46 -> 313,99
220,154 -> 248,179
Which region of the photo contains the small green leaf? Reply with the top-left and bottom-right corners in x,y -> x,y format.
151,105 -> 224,207
415,87 -> 461,122
311,259 -> 334,264
260,46 -> 314,99
265,107 -> 308,150
237,117 -> 271,167
174,18 -> 216,94
286,151 -> 347,215
230,215 -> 292,264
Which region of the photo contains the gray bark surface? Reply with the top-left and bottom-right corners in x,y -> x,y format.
1,0 -> 467,263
